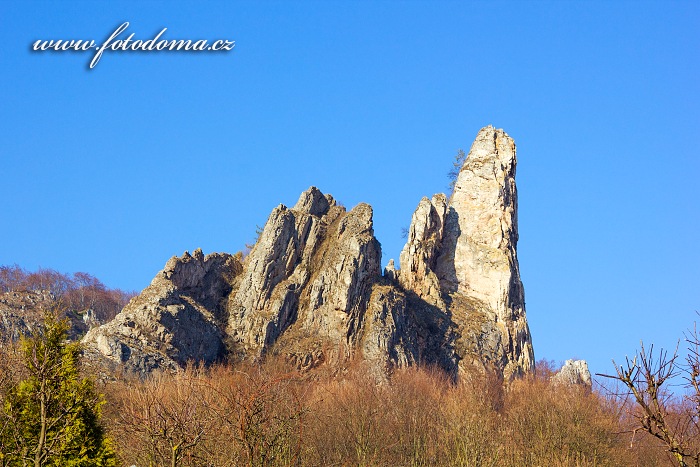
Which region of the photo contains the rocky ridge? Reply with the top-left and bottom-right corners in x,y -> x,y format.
1,290 -> 96,343
82,126 -> 535,380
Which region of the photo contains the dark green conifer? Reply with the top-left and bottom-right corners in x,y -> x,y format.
0,311 -> 115,467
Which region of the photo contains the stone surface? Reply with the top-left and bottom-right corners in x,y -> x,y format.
81,126 -> 536,381
396,126 -> 534,379
398,194 -> 448,308
441,126 -> 534,378
0,290 -> 92,342
552,359 -> 593,388
228,187 -> 404,371
82,249 -> 241,373
0,290 -> 58,342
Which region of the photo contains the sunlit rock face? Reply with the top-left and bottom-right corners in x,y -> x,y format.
401,126 -> 534,379
440,126 -> 533,378
227,189 -> 384,359
83,126 -> 534,381
82,249 -> 241,373
552,359 -> 592,388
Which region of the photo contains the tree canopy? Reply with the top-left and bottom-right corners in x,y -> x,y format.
0,311 -> 115,467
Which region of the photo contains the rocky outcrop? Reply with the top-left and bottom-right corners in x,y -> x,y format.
0,290 -> 57,342
83,125 -> 535,381
552,359 -> 592,388
398,194 -> 447,308
0,290 -> 95,342
398,126 -> 534,379
82,249 -> 241,373
228,188 -> 409,372
442,126 -> 533,378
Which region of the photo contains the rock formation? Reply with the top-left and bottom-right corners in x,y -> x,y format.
228,191 -> 385,358
83,249 -> 241,373
83,126 -> 535,380
0,290 -> 94,342
1,290 -> 59,342
399,126 -> 534,378
552,359 -> 593,388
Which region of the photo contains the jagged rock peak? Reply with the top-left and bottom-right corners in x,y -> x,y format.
398,194 -> 447,306
293,186 -> 331,216
160,248 -> 236,291
82,249 -> 241,373
384,259 -> 397,281
227,187 -> 391,368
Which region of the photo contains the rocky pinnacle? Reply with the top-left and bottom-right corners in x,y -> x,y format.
83,126 -> 535,380
437,126 -> 534,378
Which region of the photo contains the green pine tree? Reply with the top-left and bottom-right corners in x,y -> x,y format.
0,311 -> 115,467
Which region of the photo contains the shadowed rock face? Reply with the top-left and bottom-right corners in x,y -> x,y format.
82,249 -> 241,373
83,126 -> 535,380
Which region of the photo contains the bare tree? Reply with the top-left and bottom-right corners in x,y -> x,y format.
109,366 -> 213,467
600,332 -> 700,466
204,364 -> 305,467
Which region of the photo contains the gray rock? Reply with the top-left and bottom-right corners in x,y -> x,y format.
552,359 -> 593,388
82,250 -> 241,373
81,126 -> 535,382
0,290 -> 92,342
383,259 -> 397,282
293,186 -> 331,216
228,187 -> 390,370
398,194 -> 447,308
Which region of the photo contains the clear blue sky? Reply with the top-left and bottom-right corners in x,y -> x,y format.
1,1 -> 698,382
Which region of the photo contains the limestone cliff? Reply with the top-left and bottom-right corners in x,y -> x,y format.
1,290 -> 98,343
552,359 -> 592,388
83,249 -> 241,372
399,126 -> 534,378
83,126 -> 535,380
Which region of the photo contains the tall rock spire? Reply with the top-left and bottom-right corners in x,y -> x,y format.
401,126 -> 534,379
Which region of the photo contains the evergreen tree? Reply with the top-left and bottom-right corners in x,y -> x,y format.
448,148 -> 466,194
0,311 -> 115,467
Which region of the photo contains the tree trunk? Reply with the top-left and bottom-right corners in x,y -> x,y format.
34,379 -> 47,467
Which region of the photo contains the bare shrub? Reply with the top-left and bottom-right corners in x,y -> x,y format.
441,369 -> 504,466
305,367 -> 391,466
106,365 -> 214,467
96,357 -> 670,466
204,362 -> 305,467
502,377 -> 630,466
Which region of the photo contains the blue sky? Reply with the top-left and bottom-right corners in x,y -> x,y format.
1,1 -> 698,382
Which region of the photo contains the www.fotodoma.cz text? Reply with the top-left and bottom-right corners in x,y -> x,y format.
32,22 -> 235,69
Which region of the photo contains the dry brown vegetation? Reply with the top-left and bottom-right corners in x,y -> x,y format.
0,333 -> 684,467
83,359 -> 678,466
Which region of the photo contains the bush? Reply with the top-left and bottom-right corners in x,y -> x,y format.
92,357 -> 675,466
